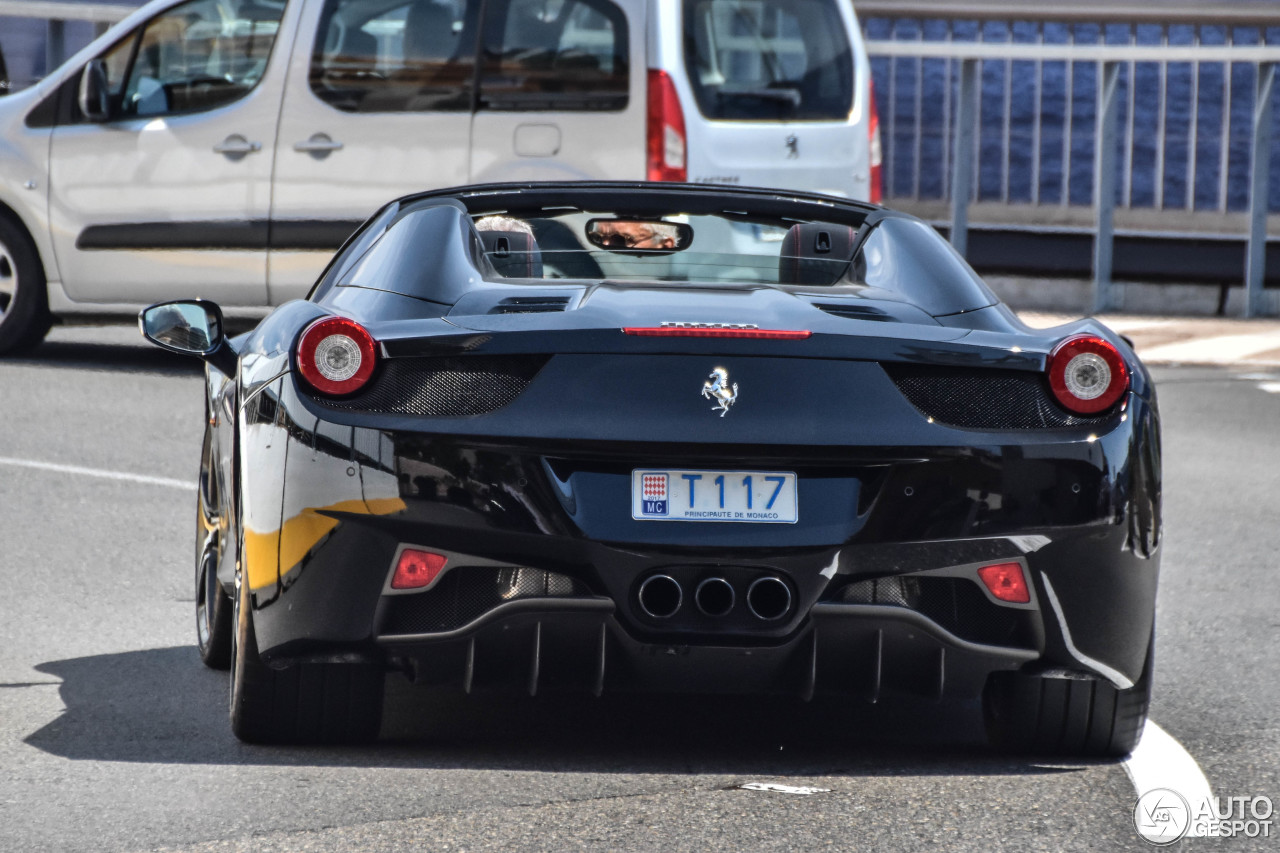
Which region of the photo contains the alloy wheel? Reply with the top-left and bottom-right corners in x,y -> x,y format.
0,236 -> 17,317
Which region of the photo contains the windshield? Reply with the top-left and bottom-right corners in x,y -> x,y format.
683,0 -> 853,121
504,214 -> 854,285
321,191 -> 996,317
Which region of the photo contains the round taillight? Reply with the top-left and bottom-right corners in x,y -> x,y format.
1047,334 -> 1129,415
296,316 -> 377,396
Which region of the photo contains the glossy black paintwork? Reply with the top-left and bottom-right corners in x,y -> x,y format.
230,366 -> 1157,684
192,182 -> 1161,698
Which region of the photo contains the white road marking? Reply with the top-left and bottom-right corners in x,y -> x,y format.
736,782 -> 831,796
1140,331 -> 1280,364
1124,721 -> 1217,838
1258,382 -> 1280,394
0,456 -> 192,490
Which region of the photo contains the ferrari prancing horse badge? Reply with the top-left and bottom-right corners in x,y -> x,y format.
701,367 -> 739,417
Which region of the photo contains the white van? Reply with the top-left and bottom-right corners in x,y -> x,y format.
0,0 -> 879,352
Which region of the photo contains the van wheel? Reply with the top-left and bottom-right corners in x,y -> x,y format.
982,635 -> 1153,757
229,575 -> 384,745
0,215 -> 52,355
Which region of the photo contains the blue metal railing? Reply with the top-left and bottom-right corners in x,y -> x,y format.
858,1 -> 1280,315
0,0 -> 130,91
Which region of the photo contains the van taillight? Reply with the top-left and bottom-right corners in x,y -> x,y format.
647,69 -> 686,182
868,79 -> 883,204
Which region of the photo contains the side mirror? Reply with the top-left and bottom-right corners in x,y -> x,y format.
78,59 -> 110,122
139,299 -> 236,376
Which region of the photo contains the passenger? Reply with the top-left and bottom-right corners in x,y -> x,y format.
474,215 -> 540,278
474,215 -> 534,236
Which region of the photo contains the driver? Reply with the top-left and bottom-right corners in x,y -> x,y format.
591,220 -> 678,250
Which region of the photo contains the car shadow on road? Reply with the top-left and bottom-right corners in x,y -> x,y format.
11,338 -> 205,376
24,647 -> 1106,780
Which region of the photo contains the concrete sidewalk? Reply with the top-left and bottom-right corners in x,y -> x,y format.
988,275 -> 1280,366
1018,312 -> 1280,366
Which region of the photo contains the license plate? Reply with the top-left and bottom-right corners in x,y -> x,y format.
631,469 -> 798,523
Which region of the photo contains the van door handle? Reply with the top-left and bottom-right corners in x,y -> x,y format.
293,133 -> 344,155
213,134 -> 262,156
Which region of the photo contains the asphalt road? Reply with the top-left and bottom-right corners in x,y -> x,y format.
1,325 -> 1277,852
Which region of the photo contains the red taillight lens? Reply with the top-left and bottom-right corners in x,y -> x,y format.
296,316 -> 378,396
977,562 -> 1031,604
647,69 -> 686,182
867,79 -> 883,204
1047,334 -> 1129,415
623,327 -> 810,339
391,549 -> 448,590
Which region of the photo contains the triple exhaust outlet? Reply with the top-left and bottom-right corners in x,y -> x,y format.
637,574 -> 792,621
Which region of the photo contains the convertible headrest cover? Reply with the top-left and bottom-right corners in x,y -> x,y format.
479,230 -> 544,279
779,223 -> 857,285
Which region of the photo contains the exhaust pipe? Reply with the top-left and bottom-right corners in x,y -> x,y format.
694,577 -> 735,617
637,574 -> 682,619
746,576 -> 793,621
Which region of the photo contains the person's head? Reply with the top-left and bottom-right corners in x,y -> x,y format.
591,220 -> 678,250
474,215 -> 533,236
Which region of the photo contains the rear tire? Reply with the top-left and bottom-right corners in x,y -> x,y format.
0,214 -> 52,355
982,636 -> 1153,757
229,575 -> 384,745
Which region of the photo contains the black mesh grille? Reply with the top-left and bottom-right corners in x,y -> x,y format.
829,576 -> 1030,648
380,567 -> 588,635
884,364 -> 1111,430
318,355 -> 550,416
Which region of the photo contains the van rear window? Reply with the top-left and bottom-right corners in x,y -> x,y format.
683,0 -> 853,122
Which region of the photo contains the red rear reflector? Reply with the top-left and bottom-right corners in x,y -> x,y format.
391,549 -> 448,590
647,69 -> 687,182
977,562 -> 1031,604
623,327 -> 811,339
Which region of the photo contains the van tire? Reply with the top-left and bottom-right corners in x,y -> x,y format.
0,214 -> 52,355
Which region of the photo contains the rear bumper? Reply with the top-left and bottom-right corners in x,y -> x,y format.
374,600 -> 1037,700
241,371 -> 1160,695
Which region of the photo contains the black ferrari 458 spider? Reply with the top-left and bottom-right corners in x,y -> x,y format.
141,182 -> 1160,755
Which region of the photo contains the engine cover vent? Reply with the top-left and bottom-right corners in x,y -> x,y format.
489,296 -> 571,314
812,303 -> 898,322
